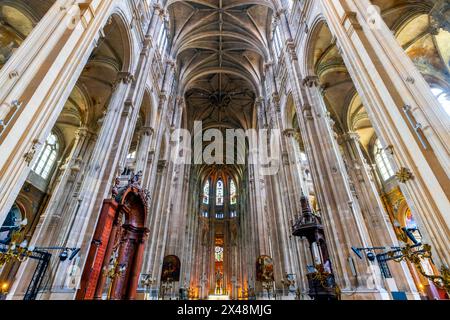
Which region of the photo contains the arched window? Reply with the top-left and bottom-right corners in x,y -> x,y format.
431,87 -> 450,117
32,133 -> 59,180
230,179 -> 237,205
373,139 -> 394,181
203,180 -> 210,205
216,179 -> 224,206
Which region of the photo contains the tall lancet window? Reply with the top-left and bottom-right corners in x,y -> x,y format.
374,139 -> 395,181
216,179 -> 224,206
230,179 -> 237,205
203,180 -> 210,205
32,133 -> 59,180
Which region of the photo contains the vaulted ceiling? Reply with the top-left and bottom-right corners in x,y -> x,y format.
167,0 -> 274,131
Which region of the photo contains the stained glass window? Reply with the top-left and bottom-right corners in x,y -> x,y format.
215,246 -> 223,262
203,180 -> 210,204
374,139 -> 394,181
32,133 -> 59,180
216,179 -> 224,206
216,212 -> 224,220
230,179 -> 237,205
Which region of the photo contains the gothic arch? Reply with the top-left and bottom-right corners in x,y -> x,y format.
106,10 -> 135,74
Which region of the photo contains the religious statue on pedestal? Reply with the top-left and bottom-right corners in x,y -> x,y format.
215,270 -> 223,295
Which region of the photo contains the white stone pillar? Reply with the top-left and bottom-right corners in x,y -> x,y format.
135,127 -> 154,173
338,132 -> 419,298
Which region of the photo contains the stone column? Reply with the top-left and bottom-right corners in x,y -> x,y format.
43,127 -> 97,241
318,0 -> 450,267
338,132 -> 419,297
135,126 -> 154,174
300,76 -> 391,299
52,73 -> 134,297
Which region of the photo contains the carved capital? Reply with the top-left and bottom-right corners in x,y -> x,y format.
141,126 -> 154,136
339,131 -> 360,144
302,76 -> 319,88
115,72 -> 135,87
395,167 -> 414,183
24,139 -> 42,166
283,129 -> 299,139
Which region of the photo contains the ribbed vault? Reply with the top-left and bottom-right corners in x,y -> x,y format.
168,0 -> 273,131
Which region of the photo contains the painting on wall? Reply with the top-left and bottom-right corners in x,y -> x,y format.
161,255 -> 181,282
256,255 -> 274,282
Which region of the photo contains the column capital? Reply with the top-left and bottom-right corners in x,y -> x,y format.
176,96 -> 185,105
263,61 -> 273,73
302,76 -> 319,88
166,59 -> 176,69
159,91 -> 168,104
140,126 -> 154,136
117,71 -> 135,84
283,128 -> 298,138
337,131 -> 361,145
76,126 -> 90,139
255,96 -> 265,106
157,160 -> 167,172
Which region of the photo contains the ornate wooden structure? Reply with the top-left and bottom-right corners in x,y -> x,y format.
77,179 -> 149,300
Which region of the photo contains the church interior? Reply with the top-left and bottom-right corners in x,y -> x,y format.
0,0 -> 449,301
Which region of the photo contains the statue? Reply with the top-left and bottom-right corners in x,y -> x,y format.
230,221 -> 238,246
201,219 -> 209,245
130,171 -> 143,187
215,270 -> 223,295
111,177 -> 121,198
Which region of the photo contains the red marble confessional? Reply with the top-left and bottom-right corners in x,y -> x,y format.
77,182 -> 149,300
